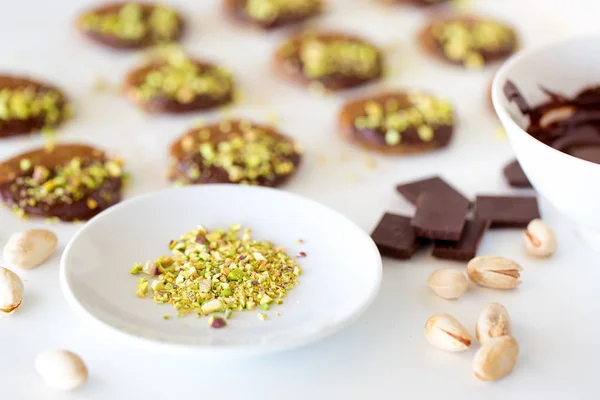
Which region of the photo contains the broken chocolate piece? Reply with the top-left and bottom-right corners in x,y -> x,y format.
475,195 -> 540,228
371,213 -> 423,259
411,193 -> 469,241
432,219 -> 491,262
503,80 -> 531,114
502,160 -> 532,188
396,176 -> 469,206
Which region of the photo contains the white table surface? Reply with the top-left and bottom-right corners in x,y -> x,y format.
1,0 -> 599,398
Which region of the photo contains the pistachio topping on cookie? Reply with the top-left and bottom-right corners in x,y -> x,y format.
0,87 -> 69,129
170,120 -> 302,187
353,92 -> 454,141
429,17 -> 517,69
245,0 -> 321,23
126,50 -> 235,112
79,2 -> 182,46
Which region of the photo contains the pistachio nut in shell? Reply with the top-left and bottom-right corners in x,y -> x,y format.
473,336 -> 519,381
523,219 -> 557,258
424,313 -> 473,352
426,268 -> 468,299
35,349 -> 88,391
467,256 -> 523,289
476,303 -> 512,344
3,229 -> 58,270
0,267 -> 24,315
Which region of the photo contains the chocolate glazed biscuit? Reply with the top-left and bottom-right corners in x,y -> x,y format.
169,120 -> 302,187
0,144 -> 125,221
274,31 -> 384,91
77,2 -> 185,50
339,91 -> 455,154
223,0 -> 323,30
0,75 -> 70,138
383,0 -> 450,6
419,16 -> 518,69
123,57 -> 235,114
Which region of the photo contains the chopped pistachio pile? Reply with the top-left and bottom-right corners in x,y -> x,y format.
353,92 -> 454,146
431,19 -> 515,69
0,87 -> 68,128
11,157 -> 124,209
245,0 -> 320,23
133,52 -> 233,104
180,122 -> 300,184
295,38 -> 380,79
80,3 -> 180,42
131,224 -> 301,319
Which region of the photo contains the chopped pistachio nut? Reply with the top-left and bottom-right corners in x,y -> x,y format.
11,157 -> 125,210
208,315 -> 227,328
298,38 -> 380,79
245,0 -> 320,23
0,86 -> 67,128
431,19 -> 515,68
80,3 -> 180,42
258,312 -> 268,321
183,123 -> 299,185
354,93 -> 453,146
133,54 -> 233,104
132,224 -> 301,318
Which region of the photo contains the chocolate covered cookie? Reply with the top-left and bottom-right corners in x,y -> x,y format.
224,0 -> 322,30
274,31 -> 383,91
0,75 -> 71,138
419,16 -> 518,69
77,2 -> 184,50
384,0 -> 450,6
0,144 -> 125,221
169,120 -> 302,186
124,53 -> 235,114
339,91 -> 454,154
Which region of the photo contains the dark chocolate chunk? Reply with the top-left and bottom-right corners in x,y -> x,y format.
475,195 -> 540,228
502,160 -> 532,188
504,80 -> 531,114
567,145 -> 600,164
411,193 -> 469,241
551,125 -> 600,151
396,176 -> 469,206
371,213 -> 423,260
432,219 -> 491,261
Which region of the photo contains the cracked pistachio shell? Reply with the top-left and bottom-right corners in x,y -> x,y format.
476,303 -> 512,344
473,336 -> 519,381
467,256 -> 523,289
0,267 -> 24,315
424,313 -> 473,352
523,219 -> 557,258
427,268 -> 468,299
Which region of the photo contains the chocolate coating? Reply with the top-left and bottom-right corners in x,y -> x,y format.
169,120 -> 302,187
0,75 -> 69,138
274,31 -> 383,91
384,0 -> 450,5
223,0 -> 322,30
419,16 -> 518,68
338,91 -> 454,154
123,59 -> 234,114
77,2 -> 185,50
0,144 -> 123,221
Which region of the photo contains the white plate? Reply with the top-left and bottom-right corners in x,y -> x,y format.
60,185 -> 382,356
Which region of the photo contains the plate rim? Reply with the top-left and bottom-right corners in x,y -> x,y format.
59,184 -> 383,356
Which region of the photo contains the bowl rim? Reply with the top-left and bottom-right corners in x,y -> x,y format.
491,33 -> 600,171
59,184 -> 383,356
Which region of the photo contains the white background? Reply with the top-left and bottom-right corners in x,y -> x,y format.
1,0 -> 600,399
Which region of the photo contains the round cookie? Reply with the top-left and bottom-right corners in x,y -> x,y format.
77,2 -> 185,50
383,0 -> 450,6
339,91 -> 455,154
124,54 -> 235,114
274,31 -> 384,91
419,16 -> 518,69
169,120 -> 302,186
0,75 -> 70,138
223,0 -> 323,30
0,144 -> 125,221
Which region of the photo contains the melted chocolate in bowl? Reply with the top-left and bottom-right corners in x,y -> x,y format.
504,81 -> 600,165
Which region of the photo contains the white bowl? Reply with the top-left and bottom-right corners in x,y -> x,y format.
492,34 -> 600,242
60,185 -> 382,356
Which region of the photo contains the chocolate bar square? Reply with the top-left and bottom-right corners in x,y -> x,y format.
475,195 -> 540,228
411,193 -> 469,241
371,213 -> 423,260
432,219 -> 491,261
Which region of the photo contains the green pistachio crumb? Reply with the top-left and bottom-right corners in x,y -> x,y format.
245,0 -> 320,23
131,224 -> 301,320
385,129 -> 401,146
163,313 -> 171,320
258,312 -> 268,321
0,87 -> 68,130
